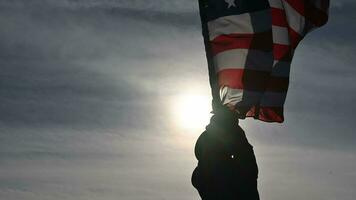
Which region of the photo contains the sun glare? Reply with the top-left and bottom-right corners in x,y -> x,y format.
173,94 -> 212,131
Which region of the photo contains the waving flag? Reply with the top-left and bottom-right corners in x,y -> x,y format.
199,0 -> 329,122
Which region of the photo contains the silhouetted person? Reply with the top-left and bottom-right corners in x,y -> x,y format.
192,107 -> 259,200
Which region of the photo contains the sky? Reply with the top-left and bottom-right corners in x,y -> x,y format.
0,0 -> 355,199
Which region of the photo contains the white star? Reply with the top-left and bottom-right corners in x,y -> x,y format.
225,0 -> 236,8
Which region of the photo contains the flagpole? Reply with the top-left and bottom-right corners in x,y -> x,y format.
198,0 -> 220,112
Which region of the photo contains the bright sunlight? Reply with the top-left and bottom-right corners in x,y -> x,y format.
173,94 -> 212,131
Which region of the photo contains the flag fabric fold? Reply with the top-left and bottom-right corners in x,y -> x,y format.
199,0 -> 329,122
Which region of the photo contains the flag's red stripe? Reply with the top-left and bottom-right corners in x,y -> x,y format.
258,106 -> 284,122
273,44 -> 293,61
245,106 -> 284,123
218,69 -> 244,89
288,27 -> 303,48
271,7 -> 303,48
271,8 -> 288,27
284,0 -> 305,15
210,32 -> 272,56
271,7 -> 303,49
217,69 -> 289,92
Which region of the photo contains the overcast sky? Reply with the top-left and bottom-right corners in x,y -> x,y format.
0,0 -> 355,200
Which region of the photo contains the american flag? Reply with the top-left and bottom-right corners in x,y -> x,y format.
199,0 -> 329,122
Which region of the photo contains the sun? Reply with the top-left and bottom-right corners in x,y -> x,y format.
172,94 -> 212,131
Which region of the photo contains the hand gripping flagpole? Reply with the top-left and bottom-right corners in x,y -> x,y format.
191,107 -> 260,199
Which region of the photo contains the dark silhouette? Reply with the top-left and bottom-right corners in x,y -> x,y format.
192,107 -> 259,200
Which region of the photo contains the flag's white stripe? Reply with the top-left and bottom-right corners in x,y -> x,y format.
282,0 -> 306,36
220,87 -> 264,106
271,60 -> 291,77
214,49 -> 274,72
260,92 -> 287,106
268,0 -> 284,9
208,9 -> 271,40
272,25 -> 290,45
220,87 -> 243,106
220,87 -> 287,107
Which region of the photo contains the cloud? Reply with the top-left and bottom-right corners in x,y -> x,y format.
0,0 -> 197,12
0,1 -> 205,129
